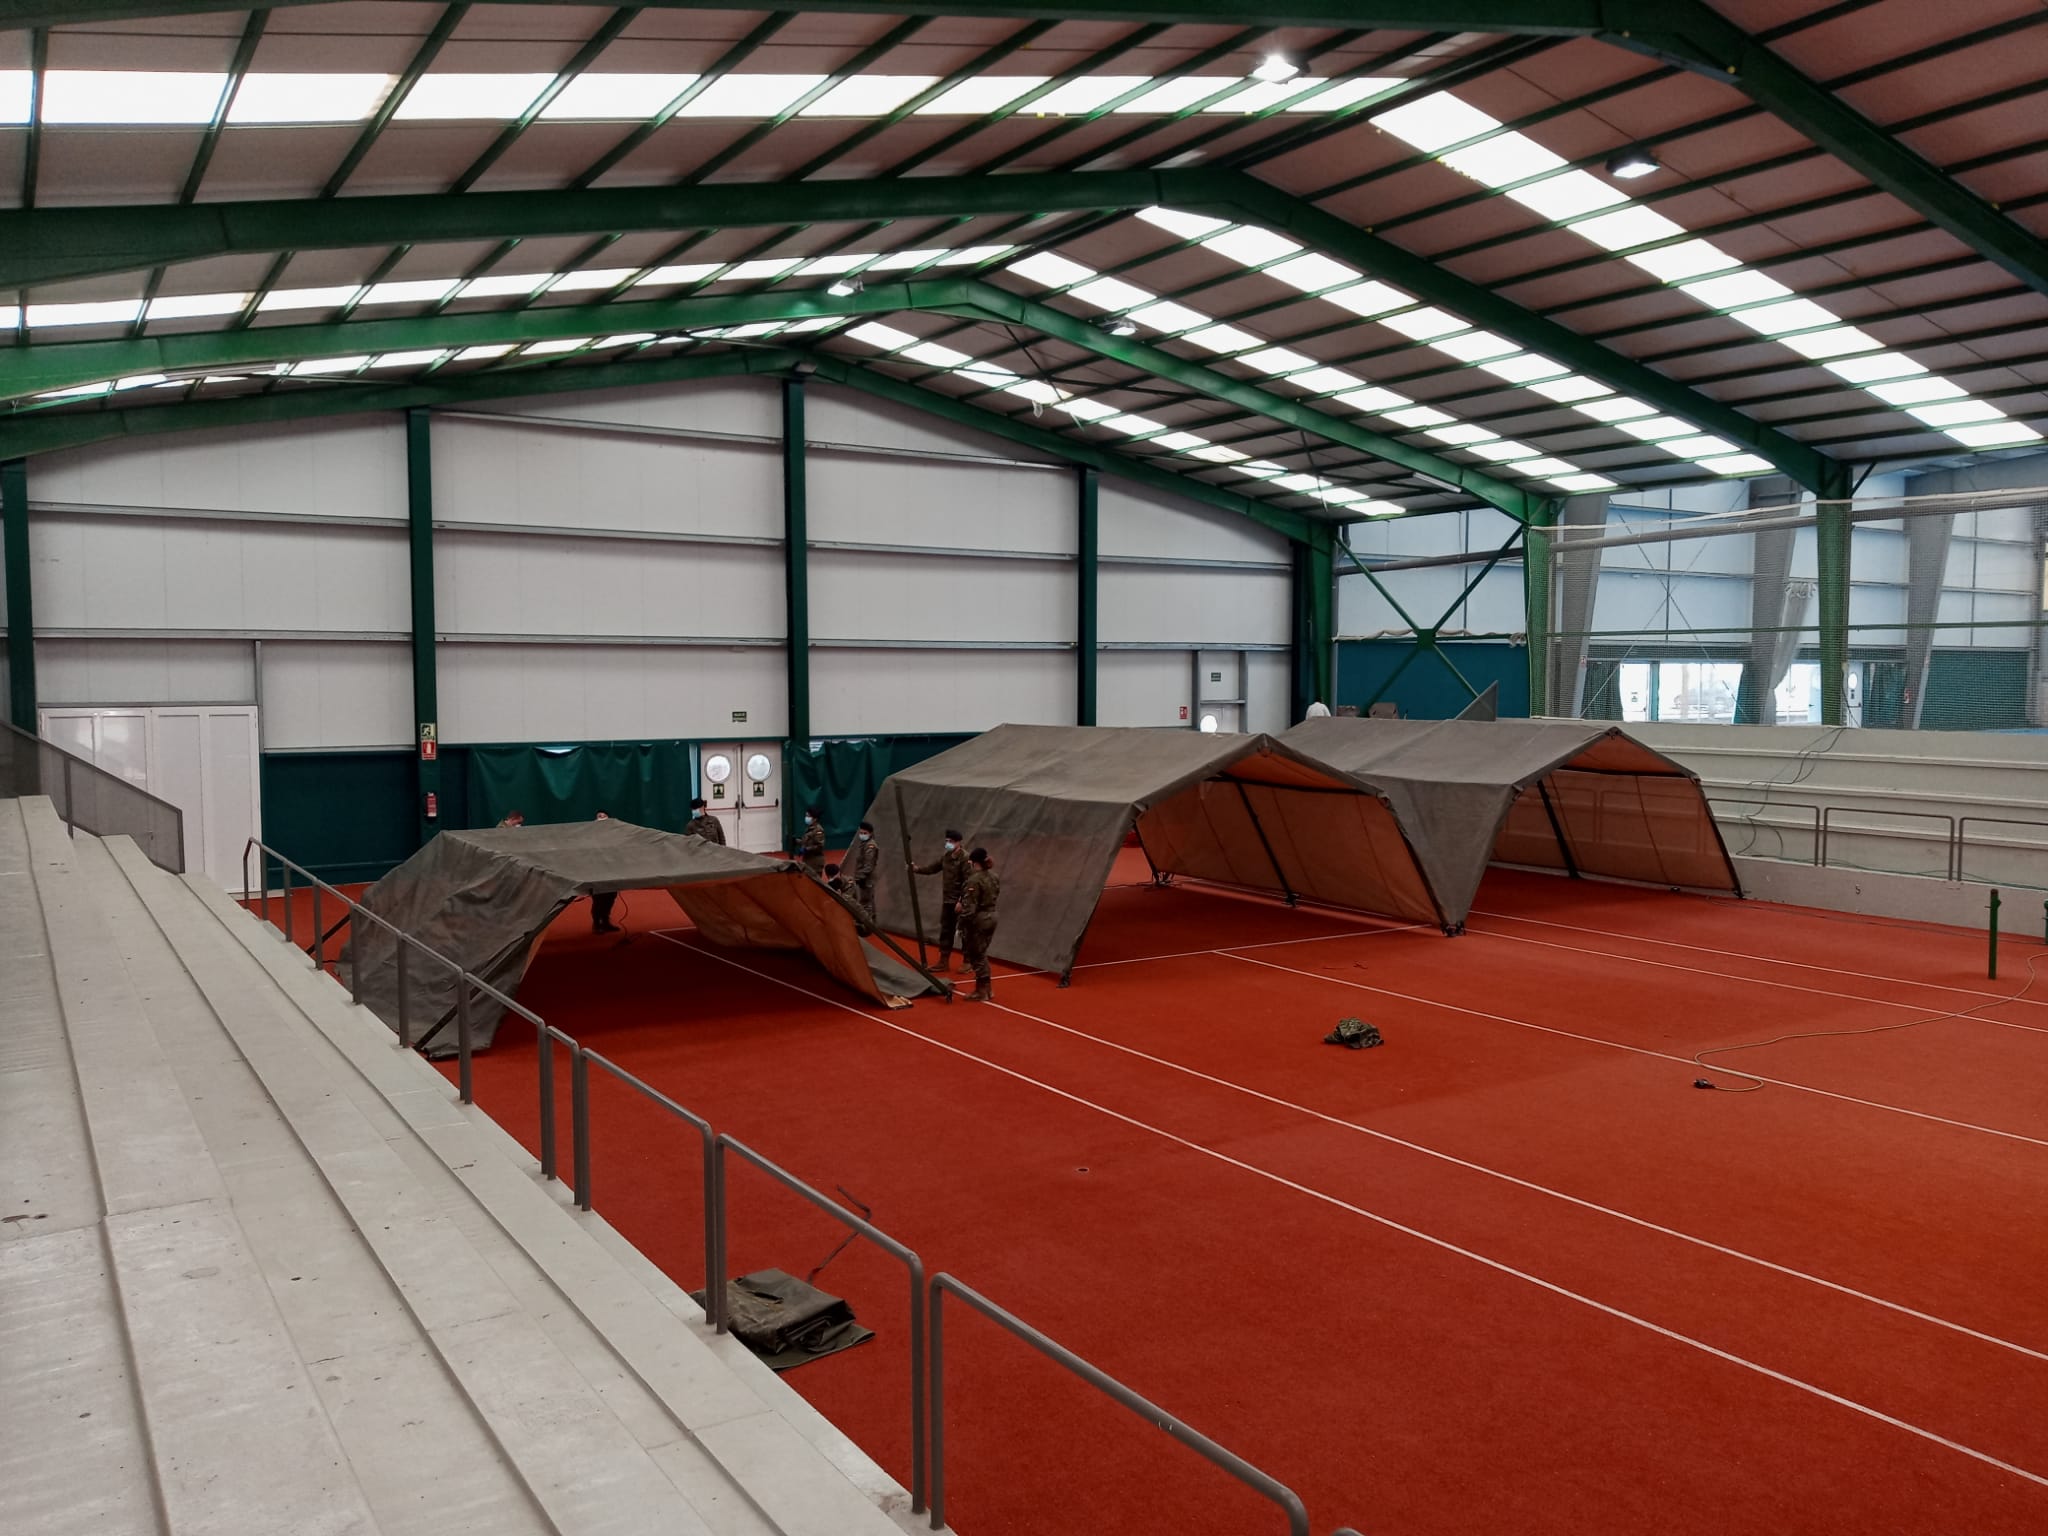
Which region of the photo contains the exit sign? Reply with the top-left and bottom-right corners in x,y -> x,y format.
732,710 -> 748,723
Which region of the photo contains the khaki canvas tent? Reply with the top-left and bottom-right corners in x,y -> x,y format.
866,721 -> 1737,981
352,819 -> 942,1053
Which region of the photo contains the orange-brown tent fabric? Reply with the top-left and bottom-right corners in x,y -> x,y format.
352,820 -> 939,1053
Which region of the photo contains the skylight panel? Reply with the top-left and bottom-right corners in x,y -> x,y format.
538,74 -> 698,120
1505,170 -> 1628,222
1315,487 -> 1366,504
1335,386 -> 1410,413
1425,424 -> 1499,446
1372,92 -> 1500,152
675,75 -> 827,117
1512,457 -> 1579,477
1468,440 -> 1542,462
1354,500 -> 1408,517
522,338 -> 593,356
1575,395 -> 1658,422
902,341 -> 973,368
1058,398 -> 1119,422
1824,351 -> 1926,384
360,278 -> 459,306
1439,133 -> 1564,187
1289,77 -> 1399,113
781,318 -> 838,334
228,73 -> 392,123
914,76 -> 1049,115
42,70 -> 225,124
37,382 -> 112,400
1699,454 -> 1772,475
799,254 -> 871,275
597,333 -> 656,347
1478,353 -> 1569,384
1661,435 -> 1739,458
27,299 -> 145,327
545,268 -> 637,293
1551,473 -> 1619,493
1068,275 -> 1156,310
1907,400 -> 2006,428
636,263 -> 721,287
1569,205 -> 1686,253
1618,416 -> 1699,441
1137,206 -> 1231,241
801,75 -> 937,117
1780,326 -> 1882,360
862,249 -> 945,271
1180,323 -> 1261,353
1273,472 -> 1326,492
292,356 -> 371,375
1388,406 -> 1454,429
1233,461 -> 1287,479
1114,77 -> 1245,114
1031,77 -> 1151,116
1731,297 -> 1840,335
370,349 -> 446,369
253,286 -> 357,315
145,292 -> 249,320
1945,422 -> 2041,448
459,272 -> 551,298
115,374 -> 169,390
1103,413 -> 1166,435
1263,253 -> 1361,293
1010,252 -> 1096,287
1223,79 -> 1323,114
1239,346 -> 1317,375
395,73 -> 555,120
0,73 -> 30,125
937,245 -> 1012,266
1202,226 -> 1301,266
1151,431 -> 1211,451
1526,375 -> 1610,404
1323,281 -> 1410,318
722,258 -> 803,280
1190,444 -> 1248,463
1680,270 -> 1792,310
1432,330 -> 1519,363
1626,240 -> 1740,283
1128,299 -> 1209,333
1379,307 -> 1469,341
957,362 -> 1023,387
1003,379 -> 1065,405
849,322 -> 916,351
1868,377 -> 1965,406
1291,367 -> 1366,395
455,344 -> 517,361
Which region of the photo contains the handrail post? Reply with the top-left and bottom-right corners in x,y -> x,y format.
538,1031 -> 558,1182
395,942 -> 411,1050
929,1283 -> 947,1531
283,862 -> 294,946
455,971 -> 473,1105
572,1046 -> 592,1212
349,912 -> 362,1005
62,756 -> 74,837
312,881 -> 323,972
709,1138 -> 728,1335
1989,888 -> 2001,980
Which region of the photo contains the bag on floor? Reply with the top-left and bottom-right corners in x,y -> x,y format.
1324,1017 -> 1383,1050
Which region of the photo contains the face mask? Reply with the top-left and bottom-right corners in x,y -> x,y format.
858,832 -> 870,841
804,815 -> 815,826
944,841 -> 957,852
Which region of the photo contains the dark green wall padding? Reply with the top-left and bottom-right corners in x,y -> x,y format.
463,741 -> 698,833
786,734 -> 971,849
259,748 -> 424,886
1337,640 -> 1532,721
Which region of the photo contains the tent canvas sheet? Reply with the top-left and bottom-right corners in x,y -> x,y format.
350,819 -> 940,1052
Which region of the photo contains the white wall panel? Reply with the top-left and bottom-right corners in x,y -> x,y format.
1098,650 -> 1193,729
436,530 -> 782,640
37,638 -> 253,705
473,378 -> 781,439
810,550 -> 1072,644
806,386 -> 1062,465
1097,482 -> 1290,566
259,640 -> 410,749
810,648 -> 1072,737
32,418 -> 405,521
32,513 -> 406,633
432,416 -> 782,542
1247,652 -> 1291,734
1100,566 -> 1287,645
439,642 -> 786,743
808,450 -> 1073,555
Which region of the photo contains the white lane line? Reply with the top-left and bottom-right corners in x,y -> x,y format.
649,931 -> 2048,1493
1224,952 -> 2048,1151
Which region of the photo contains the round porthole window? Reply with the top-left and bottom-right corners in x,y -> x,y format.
704,754 -> 733,784
1198,713 -> 1220,733
745,752 -> 773,782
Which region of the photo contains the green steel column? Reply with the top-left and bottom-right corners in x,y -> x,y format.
1077,467 -> 1098,726
1818,498 -> 1852,727
2,459 -> 35,733
405,408 -> 440,844
1291,527 -> 1335,720
782,376 -> 810,799
1523,503 -> 1556,718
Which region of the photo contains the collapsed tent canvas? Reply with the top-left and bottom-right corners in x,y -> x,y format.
349,819 -> 942,1053
864,724 -> 1441,979
1278,716 -> 1740,925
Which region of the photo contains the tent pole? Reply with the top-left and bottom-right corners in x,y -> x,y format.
1233,782 -> 1296,907
1536,779 -> 1580,879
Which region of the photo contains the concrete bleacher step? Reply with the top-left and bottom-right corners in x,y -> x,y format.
164,847 -> 922,1536
0,801 -> 158,1536
97,836 -> 727,1536
17,804 -> 380,1536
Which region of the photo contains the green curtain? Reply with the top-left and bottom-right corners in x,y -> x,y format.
465,741 -> 698,832
786,734 -> 972,847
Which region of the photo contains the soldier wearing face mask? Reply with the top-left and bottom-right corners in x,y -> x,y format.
850,820 -> 880,927
798,806 -> 827,876
910,828 -> 969,973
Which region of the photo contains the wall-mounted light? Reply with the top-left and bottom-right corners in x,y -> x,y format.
826,276 -> 863,297
1604,146 -> 1660,180
1253,54 -> 1299,83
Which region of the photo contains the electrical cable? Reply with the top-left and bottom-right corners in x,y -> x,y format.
1690,945 -> 2048,1092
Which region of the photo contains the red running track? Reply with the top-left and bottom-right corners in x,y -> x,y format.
445,861 -> 2048,1536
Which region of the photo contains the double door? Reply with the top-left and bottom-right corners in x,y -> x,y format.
698,740 -> 783,853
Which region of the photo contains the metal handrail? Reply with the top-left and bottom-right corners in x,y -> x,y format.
1819,805 -> 1958,881
241,834 -> 1344,1535
1707,797 -> 1822,865
3,719 -> 186,874
1956,816 -> 2048,885
717,1134 -> 928,1515
927,1272 -> 1311,1536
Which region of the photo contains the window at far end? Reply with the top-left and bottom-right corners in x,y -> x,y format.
704,754 -> 733,784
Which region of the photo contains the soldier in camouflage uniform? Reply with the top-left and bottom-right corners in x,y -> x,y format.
849,821 -> 880,927
797,806 -> 827,876
911,828 -> 969,972
685,796 -> 726,844
956,847 -> 1000,1003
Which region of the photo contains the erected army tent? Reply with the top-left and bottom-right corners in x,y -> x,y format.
865,720 -> 1739,980
352,819 -> 941,1052
865,724 -> 1443,979
1278,716 -> 1739,928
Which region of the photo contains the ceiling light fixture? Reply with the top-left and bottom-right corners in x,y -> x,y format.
1604,146 -> 1660,180
1253,55 -> 1299,83
826,276 -> 864,298
1101,315 -> 1140,337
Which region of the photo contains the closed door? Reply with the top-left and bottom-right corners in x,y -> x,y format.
1192,650 -> 1247,734
699,740 -> 784,854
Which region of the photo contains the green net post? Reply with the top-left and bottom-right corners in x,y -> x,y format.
1988,888 -> 2000,980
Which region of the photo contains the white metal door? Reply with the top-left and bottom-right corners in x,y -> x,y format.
699,742 -> 744,845
736,741 -> 782,854
1192,650 -> 1247,734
